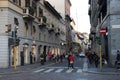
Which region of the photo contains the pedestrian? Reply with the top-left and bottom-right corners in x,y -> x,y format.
20,51 -> 24,66
115,50 -> 120,68
30,51 -> 33,64
116,50 -> 120,61
94,54 -> 99,68
67,54 -> 71,69
40,54 -> 44,65
48,52 -> 52,61
69,54 -> 75,69
60,54 -> 63,62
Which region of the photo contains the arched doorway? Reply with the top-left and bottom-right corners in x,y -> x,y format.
31,44 -> 37,63
23,44 -> 29,64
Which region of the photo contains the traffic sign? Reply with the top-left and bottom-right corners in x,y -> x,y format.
100,28 -> 106,35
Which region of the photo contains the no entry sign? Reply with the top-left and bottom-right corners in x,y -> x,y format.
100,28 -> 106,35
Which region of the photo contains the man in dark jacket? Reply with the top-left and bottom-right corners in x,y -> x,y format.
115,50 -> 120,69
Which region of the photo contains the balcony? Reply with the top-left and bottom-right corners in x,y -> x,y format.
23,7 -> 35,20
38,16 -> 47,28
47,24 -> 55,32
55,27 -> 60,35
61,30 -> 65,35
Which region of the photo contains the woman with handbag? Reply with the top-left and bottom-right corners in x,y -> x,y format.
69,54 -> 74,69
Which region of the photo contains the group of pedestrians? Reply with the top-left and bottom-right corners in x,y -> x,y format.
40,52 -> 66,65
51,54 -> 65,63
115,50 -> 120,69
86,51 -> 106,68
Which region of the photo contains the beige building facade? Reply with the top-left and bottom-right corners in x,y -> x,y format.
46,0 -> 72,53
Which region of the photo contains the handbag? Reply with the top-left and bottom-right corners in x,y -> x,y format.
70,61 -> 73,63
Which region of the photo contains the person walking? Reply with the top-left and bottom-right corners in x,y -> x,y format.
94,53 -> 99,68
40,54 -> 44,65
116,50 -> 120,61
60,54 -> 63,62
67,54 -> 71,69
115,50 -> 120,69
30,51 -> 33,64
69,54 -> 75,69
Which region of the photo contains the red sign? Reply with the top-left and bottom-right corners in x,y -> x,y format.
100,28 -> 106,35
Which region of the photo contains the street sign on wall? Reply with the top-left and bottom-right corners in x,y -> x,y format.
100,28 -> 106,35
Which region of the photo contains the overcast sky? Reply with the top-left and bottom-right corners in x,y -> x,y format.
70,0 -> 90,34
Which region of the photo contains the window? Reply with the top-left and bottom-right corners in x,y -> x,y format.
32,1 -> 37,10
24,22 -> 28,37
19,0 -> 21,6
32,1 -> 37,16
12,0 -> 21,6
14,17 -> 19,25
32,26 -> 36,39
13,0 -> 18,3
39,33 -> 41,40
25,0 -> 30,7
39,7 -> 43,17
44,34 -> 46,42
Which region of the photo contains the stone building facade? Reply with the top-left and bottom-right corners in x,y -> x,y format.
0,0 -> 65,68
46,0 -> 72,52
89,0 -> 120,65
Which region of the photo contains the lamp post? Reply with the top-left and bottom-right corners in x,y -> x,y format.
13,26 -> 19,70
6,24 -> 20,70
99,27 -> 106,71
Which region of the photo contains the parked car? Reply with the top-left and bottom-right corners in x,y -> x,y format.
79,52 -> 85,58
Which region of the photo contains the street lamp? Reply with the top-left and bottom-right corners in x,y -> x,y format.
13,26 -> 19,70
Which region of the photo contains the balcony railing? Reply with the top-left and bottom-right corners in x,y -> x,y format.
23,7 -> 35,20
47,24 -> 55,32
38,16 -> 47,28
55,27 -> 60,35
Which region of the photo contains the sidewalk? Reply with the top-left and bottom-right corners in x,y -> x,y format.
83,64 -> 120,75
85,67 -> 120,75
